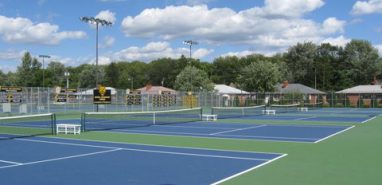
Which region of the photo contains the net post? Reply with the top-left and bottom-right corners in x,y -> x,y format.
200,107 -> 203,121
52,113 -> 57,135
153,112 -> 156,125
81,113 -> 85,132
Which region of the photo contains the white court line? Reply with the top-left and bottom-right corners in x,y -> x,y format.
220,134 -> 318,142
18,138 -> 119,150
0,159 -> 23,165
0,148 -> 122,169
117,128 -> 318,142
361,116 -> 377,124
153,124 -> 241,130
105,130 -> 315,144
209,125 -> 267,136
49,136 -> 285,155
314,126 -> 355,143
294,116 -> 317,121
115,129 -> 207,136
211,153 -> 288,185
121,148 -> 269,161
17,138 -> 272,161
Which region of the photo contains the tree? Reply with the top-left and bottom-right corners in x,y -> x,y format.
342,40 -> 381,85
316,43 -> 340,90
45,61 -> 65,87
105,62 -> 120,88
16,52 -> 42,87
211,56 -> 243,85
119,61 -> 150,89
285,42 -> 317,86
237,61 -> 281,92
174,66 -> 213,92
78,65 -> 105,88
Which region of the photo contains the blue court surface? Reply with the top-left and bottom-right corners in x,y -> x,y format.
241,110 -> 379,123
73,121 -> 353,143
0,137 -> 286,185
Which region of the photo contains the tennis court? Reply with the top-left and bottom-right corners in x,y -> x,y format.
212,105 -> 380,123
0,137 -> 285,185
81,122 -> 352,143
0,108 -> 356,143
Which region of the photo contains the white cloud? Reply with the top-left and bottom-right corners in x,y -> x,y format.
0,15 -> 86,45
351,0 -> 382,15
222,49 -> 279,58
112,41 -> 212,62
193,48 -> 214,58
95,10 -> 116,24
321,35 -> 351,47
89,56 -> 113,65
374,44 -> 382,55
252,0 -> 325,18
0,66 -> 17,73
121,3 -> 344,50
0,49 -> 26,60
322,17 -> 346,34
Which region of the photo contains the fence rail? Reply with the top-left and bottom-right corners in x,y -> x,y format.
1,87 -> 382,116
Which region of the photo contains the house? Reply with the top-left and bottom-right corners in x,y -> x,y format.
214,84 -> 249,106
273,81 -> 325,104
336,85 -> 382,107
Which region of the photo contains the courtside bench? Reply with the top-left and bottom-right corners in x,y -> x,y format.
262,109 -> 276,115
202,114 -> 217,121
56,123 -> 81,135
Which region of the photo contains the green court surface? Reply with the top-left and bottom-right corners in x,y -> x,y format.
54,114 -> 382,185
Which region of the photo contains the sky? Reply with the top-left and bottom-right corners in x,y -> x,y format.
1,0 -> 382,72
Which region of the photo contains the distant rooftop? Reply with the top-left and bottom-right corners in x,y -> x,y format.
214,84 -> 248,94
274,83 -> 325,94
336,85 -> 382,94
136,85 -> 176,94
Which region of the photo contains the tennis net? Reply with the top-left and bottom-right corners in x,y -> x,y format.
81,107 -> 203,131
211,105 -> 266,119
269,103 -> 300,113
0,113 -> 56,139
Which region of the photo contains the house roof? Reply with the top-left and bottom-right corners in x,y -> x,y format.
274,83 -> 325,94
136,85 -> 176,94
336,85 -> 382,94
214,84 -> 248,94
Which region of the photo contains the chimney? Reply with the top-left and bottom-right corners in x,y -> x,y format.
281,80 -> 289,88
145,84 -> 152,91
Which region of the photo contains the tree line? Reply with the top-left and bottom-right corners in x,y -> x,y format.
0,39 -> 381,92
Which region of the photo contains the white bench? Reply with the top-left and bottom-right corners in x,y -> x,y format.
298,107 -> 308,112
202,114 -> 217,121
56,124 -> 81,135
262,109 -> 276,115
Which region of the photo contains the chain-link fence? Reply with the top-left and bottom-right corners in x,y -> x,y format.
1,87 -> 382,116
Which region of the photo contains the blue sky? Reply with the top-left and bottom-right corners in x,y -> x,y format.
1,0 -> 382,72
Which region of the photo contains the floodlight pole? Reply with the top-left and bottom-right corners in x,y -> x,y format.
183,40 -> 198,104
80,16 -> 112,87
64,71 -> 70,88
128,77 -> 134,90
39,55 -> 50,89
183,40 -> 198,59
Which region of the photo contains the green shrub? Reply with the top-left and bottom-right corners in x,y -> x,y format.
335,103 -> 344,107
